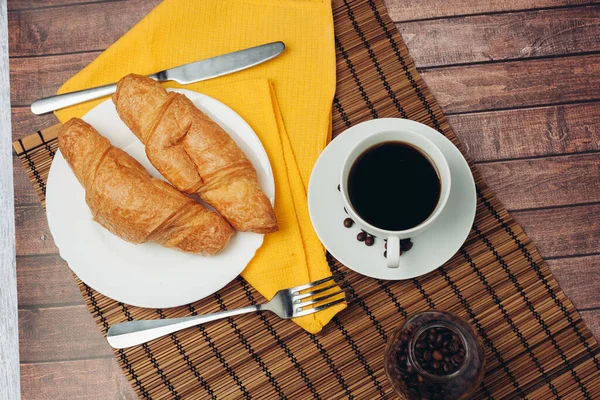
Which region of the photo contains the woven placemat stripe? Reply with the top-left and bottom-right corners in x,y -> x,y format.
13,0 -> 600,398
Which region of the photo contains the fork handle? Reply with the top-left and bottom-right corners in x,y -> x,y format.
106,305 -> 261,349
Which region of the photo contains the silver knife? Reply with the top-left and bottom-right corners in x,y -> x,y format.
30,41 -> 285,115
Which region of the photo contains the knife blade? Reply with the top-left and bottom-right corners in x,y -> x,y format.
30,41 -> 285,115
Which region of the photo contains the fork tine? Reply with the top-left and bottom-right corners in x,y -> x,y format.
290,273 -> 345,293
294,297 -> 347,318
293,283 -> 339,301
295,289 -> 348,309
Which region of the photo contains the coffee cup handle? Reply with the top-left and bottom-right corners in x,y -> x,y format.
386,236 -> 401,268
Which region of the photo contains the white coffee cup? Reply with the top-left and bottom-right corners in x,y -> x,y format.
339,129 -> 451,269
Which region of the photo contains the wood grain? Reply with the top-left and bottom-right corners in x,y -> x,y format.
8,0 -> 159,57
478,153 -> 600,210
8,0 -> 117,12
20,358 -> 137,400
421,54 -> 600,114
19,305 -> 111,362
580,309 -> 600,344
9,52 -> 99,106
17,255 -> 82,306
397,5 -> 600,68
15,204 -> 58,256
11,107 -> 58,141
13,158 -> 40,204
447,102 -> 600,162
0,0 -> 20,398
383,0 -> 598,22
513,203 -> 600,259
548,255 -> 600,310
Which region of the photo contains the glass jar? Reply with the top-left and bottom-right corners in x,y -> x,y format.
384,311 -> 485,400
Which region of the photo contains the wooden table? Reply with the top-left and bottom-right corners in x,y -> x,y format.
7,0 -> 599,398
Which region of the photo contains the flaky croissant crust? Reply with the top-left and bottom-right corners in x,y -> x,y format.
58,118 -> 234,255
113,74 -> 278,234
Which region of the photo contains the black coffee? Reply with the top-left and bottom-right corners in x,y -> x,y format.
348,141 -> 441,231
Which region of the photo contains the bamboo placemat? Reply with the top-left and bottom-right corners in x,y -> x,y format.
14,0 -> 600,398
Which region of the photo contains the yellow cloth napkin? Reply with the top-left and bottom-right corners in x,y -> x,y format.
55,0 -> 343,333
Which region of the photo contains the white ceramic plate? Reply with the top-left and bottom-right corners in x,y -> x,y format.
308,119 -> 476,280
46,89 -> 274,308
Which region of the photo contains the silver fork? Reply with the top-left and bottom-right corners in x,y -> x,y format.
107,275 -> 348,349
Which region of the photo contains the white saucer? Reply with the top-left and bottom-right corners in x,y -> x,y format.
46,89 -> 274,308
308,119 -> 476,280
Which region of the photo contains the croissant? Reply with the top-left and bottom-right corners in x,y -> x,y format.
112,74 -> 278,234
58,118 -> 234,255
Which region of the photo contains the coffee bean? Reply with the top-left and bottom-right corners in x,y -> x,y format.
383,251 -> 387,258
357,232 -> 367,242
444,356 -> 451,363
401,241 -> 414,251
432,361 -> 440,369
428,332 -> 436,342
343,207 -> 348,214
343,218 -> 354,228
452,334 -> 459,342
443,363 -> 451,373
365,236 -> 374,246
407,365 -> 414,374
417,374 -> 424,383
423,350 -> 432,361
442,340 -> 449,347
459,349 -> 465,356
435,334 -> 443,345
407,380 -> 419,388
432,350 -> 443,361
447,342 -> 459,353
384,242 -> 387,249
337,184 -> 340,191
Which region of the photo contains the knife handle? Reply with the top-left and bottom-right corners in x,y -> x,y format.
30,82 -> 119,115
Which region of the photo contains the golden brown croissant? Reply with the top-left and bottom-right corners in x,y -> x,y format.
58,118 -> 234,255
112,74 -> 278,234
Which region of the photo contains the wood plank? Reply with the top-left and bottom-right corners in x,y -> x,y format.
548,255 -> 600,310
8,0 -> 117,12
11,106 -> 57,141
9,52 -> 99,106
8,0 -> 159,57
398,5 -> 600,68
20,358 -> 137,400
17,255 -> 82,307
579,309 -> 600,343
477,153 -> 600,210
15,204 -> 58,256
13,157 -> 41,205
447,102 -> 600,162
383,0 -> 597,22
421,54 -> 600,114
0,0 -> 20,397
512,203 -> 600,259
19,305 -> 112,362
